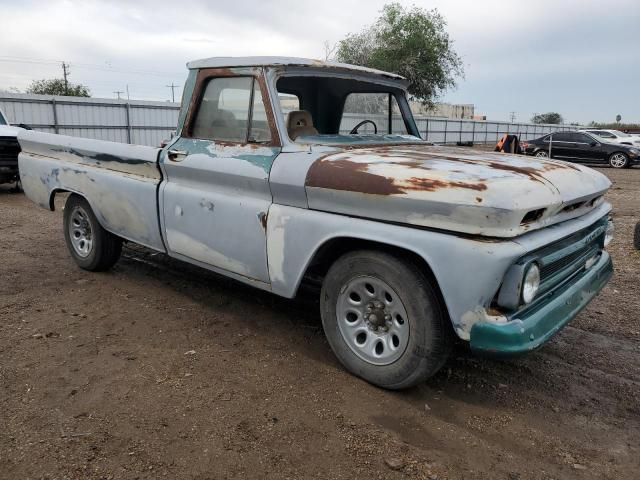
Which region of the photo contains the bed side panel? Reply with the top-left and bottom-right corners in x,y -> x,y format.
18,131 -> 165,251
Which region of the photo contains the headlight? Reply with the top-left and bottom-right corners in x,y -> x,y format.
521,263 -> 540,304
604,218 -> 614,247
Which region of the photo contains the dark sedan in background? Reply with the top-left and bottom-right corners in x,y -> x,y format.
522,131 -> 639,168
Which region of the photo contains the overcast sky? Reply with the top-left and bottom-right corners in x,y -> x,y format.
0,0 -> 638,123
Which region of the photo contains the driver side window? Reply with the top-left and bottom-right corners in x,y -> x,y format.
339,93 -> 407,135
190,76 -> 271,144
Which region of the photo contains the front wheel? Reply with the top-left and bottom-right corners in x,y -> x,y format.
534,150 -> 549,158
609,152 -> 629,168
63,194 -> 122,271
320,250 -> 451,389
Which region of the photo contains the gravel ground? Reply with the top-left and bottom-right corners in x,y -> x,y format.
0,165 -> 638,480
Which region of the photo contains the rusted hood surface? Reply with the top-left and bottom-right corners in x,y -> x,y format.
305,145 -> 612,237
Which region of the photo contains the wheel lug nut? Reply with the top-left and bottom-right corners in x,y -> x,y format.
384,314 -> 391,321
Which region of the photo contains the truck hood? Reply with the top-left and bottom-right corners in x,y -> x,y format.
0,124 -> 23,137
304,144 -> 612,237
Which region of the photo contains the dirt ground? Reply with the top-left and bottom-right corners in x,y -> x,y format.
1,165 -> 639,480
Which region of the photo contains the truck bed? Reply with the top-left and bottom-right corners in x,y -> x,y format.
18,131 -> 165,251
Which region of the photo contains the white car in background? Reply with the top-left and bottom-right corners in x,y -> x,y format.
580,129 -> 640,146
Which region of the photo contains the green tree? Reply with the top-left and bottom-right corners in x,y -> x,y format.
531,112 -> 563,125
26,78 -> 90,97
335,3 -> 464,108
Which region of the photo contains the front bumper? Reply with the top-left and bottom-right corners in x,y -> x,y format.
470,251 -> 613,355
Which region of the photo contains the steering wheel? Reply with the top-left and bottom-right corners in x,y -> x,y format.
349,119 -> 378,135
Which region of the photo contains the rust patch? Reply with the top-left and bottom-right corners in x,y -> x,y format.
306,159 -> 404,195
258,211 -> 268,232
403,177 -> 488,192
307,158 -> 488,196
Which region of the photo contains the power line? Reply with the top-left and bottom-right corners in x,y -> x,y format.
0,56 -> 181,78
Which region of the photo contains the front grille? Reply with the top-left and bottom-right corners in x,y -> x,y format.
536,218 -> 607,294
540,243 -> 593,279
497,216 -> 608,315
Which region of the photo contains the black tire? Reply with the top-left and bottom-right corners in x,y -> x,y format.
320,250 -> 452,389
609,152 -> 629,168
63,194 -> 122,271
634,222 -> 640,250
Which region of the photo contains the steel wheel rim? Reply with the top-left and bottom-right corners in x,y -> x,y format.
610,154 -> 627,168
535,151 -> 548,158
68,206 -> 93,258
336,276 -> 410,366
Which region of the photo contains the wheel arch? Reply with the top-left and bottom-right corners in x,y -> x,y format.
49,188 -> 111,232
296,235 -> 451,323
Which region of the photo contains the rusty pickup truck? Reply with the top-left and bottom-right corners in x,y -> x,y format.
18,57 -> 614,389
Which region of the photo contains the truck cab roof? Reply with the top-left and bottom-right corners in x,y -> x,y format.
186,56 -> 407,83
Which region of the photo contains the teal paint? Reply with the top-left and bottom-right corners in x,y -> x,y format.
167,137 -> 279,174
296,134 -> 424,146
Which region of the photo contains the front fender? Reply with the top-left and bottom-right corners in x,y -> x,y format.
266,204 -> 527,339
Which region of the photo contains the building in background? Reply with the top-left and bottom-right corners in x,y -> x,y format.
410,101 -> 475,119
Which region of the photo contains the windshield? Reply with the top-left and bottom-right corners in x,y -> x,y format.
0,110 -> 6,125
276,73 -> 421,145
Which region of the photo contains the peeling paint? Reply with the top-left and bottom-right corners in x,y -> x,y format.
457,308 -> 509,340
18,131 -> 165,251
166,228 -> 251,276
266,211 -> 290,286
167,137 -> 278,173
305,144 -> 611,238
258,211 -> 268,232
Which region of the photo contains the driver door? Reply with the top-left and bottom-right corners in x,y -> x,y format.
160,69 -> 280,283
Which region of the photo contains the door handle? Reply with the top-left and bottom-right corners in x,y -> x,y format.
167,149 -> 188,162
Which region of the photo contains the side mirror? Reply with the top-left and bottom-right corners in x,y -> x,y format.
590,141 -> 598,147
18,123 -> 32,130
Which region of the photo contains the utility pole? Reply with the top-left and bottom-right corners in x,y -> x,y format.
61,61 -> 70,95
509,111 -> 516,123
113,90 -> 124,100
166,83 -> 178,102
126,84 -> 130,100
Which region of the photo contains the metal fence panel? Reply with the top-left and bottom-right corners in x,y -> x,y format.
1,92 -> 581,147
0,93 -> 180,147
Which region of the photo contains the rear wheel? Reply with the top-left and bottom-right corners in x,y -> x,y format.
320,250 -> 451,389
609,152 -> 629,168
63,194 -> 122,271
534,150 -> 549,158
